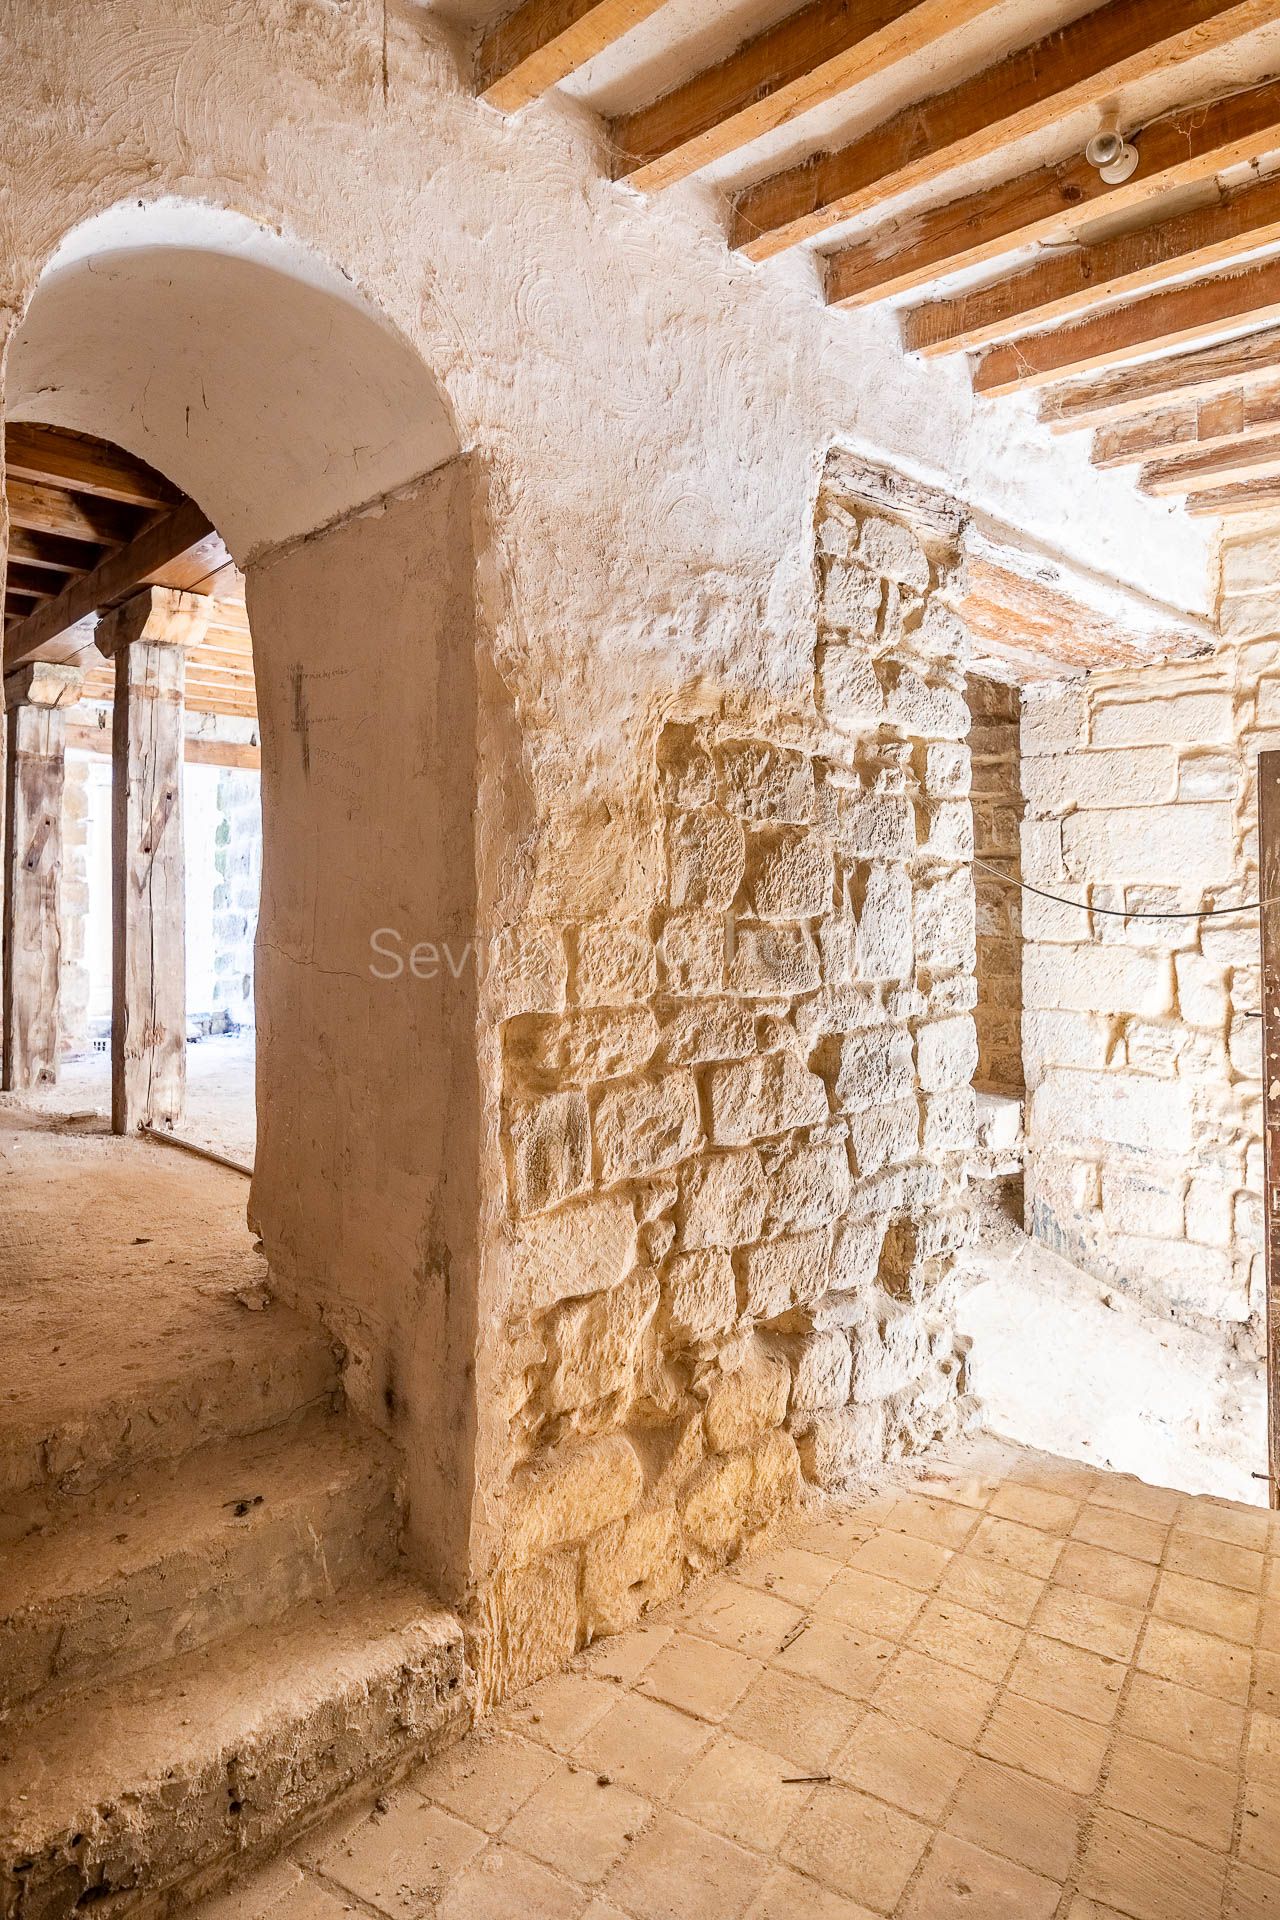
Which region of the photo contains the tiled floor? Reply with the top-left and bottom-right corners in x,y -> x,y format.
198,1438 -> 1280,1919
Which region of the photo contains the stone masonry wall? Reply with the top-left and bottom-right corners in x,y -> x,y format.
471,457 -> 981,1702
1020,635 -> 1268,1360
969,676 -> 1024,1097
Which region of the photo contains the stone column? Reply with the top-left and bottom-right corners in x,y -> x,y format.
1,662 -> 84,1090
97,586 -> 210,1134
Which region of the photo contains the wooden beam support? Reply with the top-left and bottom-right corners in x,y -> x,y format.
826,76 -> 1280,308
2,663 -> 84,1092
65,724 -> 261,772
1140,429 -> 1280,496
974,258 -> 1280,398
610,0 -> 989,193
5,563 -> 63,600
477,0 -> 669,110
1091,389 -> 1263,468
1259,748 -> 1280,1509
1184,473 -> 1280,517
4,424 -> 178,508
731,0 -> 1277,260
906,173 -> 1280,358
1042,325 -> 1280,430
6,526 -> 103,575
5,478 -> 142,546
3,499 -> 216,673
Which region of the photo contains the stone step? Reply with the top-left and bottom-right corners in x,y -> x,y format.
0,1411 -> 403,1713
0,1577 -> 469,1919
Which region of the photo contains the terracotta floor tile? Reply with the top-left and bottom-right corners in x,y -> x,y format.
978,1692 -> 1110,1796
848,1529 -> 953,1592
1154,1569 -> 1261,1646
422,1733 -> 560,1834
727,1667 -> 864,1773
780,1782 -> 931,1912
987,1483 -> 1081,1535
1247,1710 -> 1280,1786
831,1709 -> 968,1822
684,1582 -> 805,1660
1102,1732 -> 1239,1853
898,1833 -> 1059,1920
745,1864 -> 879,1920
1239,1782 -> 1280,1877
1138,1616 -> 1253,1705
872,1649 -> 1000,1749
435,1844 -> 582,1920
1119,1671 -> 1246,1771
935,1553 -> 1043,1628
947,1754 -> 1085,1880
312,1797 -> 487,1915
970,1513 -> 1063,1579
1006,1632 -> 1126,1725
1175,1497 -> 1272,1553
579,1625 -> 673,1685
771,1619 -> 896,1700
1258,1604 -> 1280,1654
573,1693 -> 712,1797
800,1508 -> 881,1561
681,1731 -> 820,1851
1254,1650 -> 1280,1716
507,1672 -> 621,1753
1226,1862 -> 1280,1919
736,1546 -> 842,1609
1077,1809 -> 1227,1920
911,1468 -> 1000,1511
905,1596 -> 1024,1682
637,1632 -> 760,1723
817,1567 -> 927,1641
1053,1541 -> 1158,1610
1164,1529 -> 1264,1595
503,1766 -> 651,1884
1071,1503 -> 1168,1564
1089,1476 -> 1182,1524
1031,1585 -> 1143,1662
883,1492 -> 982,1550
605,1810 -> 767,1920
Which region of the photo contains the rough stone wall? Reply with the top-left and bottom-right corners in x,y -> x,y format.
472,458 -> 980,1702
59,750 -> 90,1055
212,769 -> 260,1025
968,677 -> 1024,1096
1020,646 -> 1266,1355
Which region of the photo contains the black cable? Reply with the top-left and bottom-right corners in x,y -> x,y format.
971,853 -> 1266,921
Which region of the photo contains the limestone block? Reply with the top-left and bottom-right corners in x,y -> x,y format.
509,1194 -> 639,1313
1106,1233 -> 1247,1322
660,912 -> 725,995
1023,944 -> 1171,1016
727,922 -> 822,997
663,1247 -> 739,1341
829,1215 -> 887,1292
1100,1169 -> 1184,1239
859,513 -> 930,590
821,559 -> 881,632
1021,1009 -> 1110,1079
490,923 -> 569,1017
1021,816 -> 1065,882
739,1226 -> 832,1319
744,828 -> 834,919
1186,1174 -> 1233,1247
924,742 -> 971,799
854,863 -> 914,982
576,922 -> 658,1006
1201,923 -> 1258,967
703,1341 -> 791,1450
847,1098 -> 919,1177
838,790 -> 916,861
817,499 -> 860,559
776,1329 -> 853,1413
1221,595 -> 1279,643
668,809 -> 747,910
1028,1069 -> 1191,1153
1025,747 -> 1178,815
505,1434 -> 643,1567
658,999 -> 757,1065
705,1051 -> 829,1146
1220,531 -> 1280,594
1062,804 -> 1233,887
594,1071 -> 701,1184
817,913 -> 856,987
1019,885 -> 1083,944
1021,686 -> 1088,757
509,1090 -> 591,1216
760,1136 -> 851,1234
1175,952 -> 1229,1029
816,643 -> 882,731
794,1404 -> 885,1489
848,1299 -> 931,1405
676,1148 -> 770,1250
1235,1190 -> 1264,1253
680,1429 -> 800,1565
916,1014 -> 978,1093
919,799 -> 973,862
716,740 -> 815,824
1090,693 -> 1233,748
919,600 -> 969,665
657,723 -> 715,807
921,1086 -> 976,1152
884,666 -> 968,739
914,869 -> 976,971
468,1549 -> 581,1707
1230,1013 -> 1262,1079
1178,756 -> 1238,802
829,1026 -> 914,1113
508,1008 -> 659,1085
544,1268 -> 660,1419
581,1507 -> 684,1638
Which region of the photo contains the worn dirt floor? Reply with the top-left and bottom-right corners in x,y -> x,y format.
24,1031 -> 257,1167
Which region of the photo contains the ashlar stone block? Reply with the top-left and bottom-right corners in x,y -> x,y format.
594,1071 -> 702,1184
705,1051 -> 830,1145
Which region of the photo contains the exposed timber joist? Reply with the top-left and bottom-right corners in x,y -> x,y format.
1184,472 -> 1280,515
1140,428 -> 1280,495
6,478 -> 142,547
974,257 -> 1280,397
905,173 -> 1280,358
477,0 -> 672,111
731,0 -> 1278,260
609,0 -> 990,193
4,424 -> 178,508
1042,324 -> 1280,429
6,526 -> 103,575
65,724 -> 261,771
1089,385 -> 1280,467
826,77 -> 1280,308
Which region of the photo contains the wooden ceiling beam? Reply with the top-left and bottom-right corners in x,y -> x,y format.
4,423 -> 178,508
906,173 -> 1280,358
4,498 -> 215,673
1140,429 -> 1280,495
4,563 -> 63,600
477,0 -> 670,111
6,478 -> 144,546
6,526 -> 104,574
1184,472 -> 1280,516
609,0 -> 990,193
731,0 -> 1277,261
1092,381 -> 1280,467
974,257 -> 1280,397
1042,325 -> 1280,428
826,76 -> 1280,308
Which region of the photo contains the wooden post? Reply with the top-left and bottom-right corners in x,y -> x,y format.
97,587 -> 210,1135
1,663 -> 83,1090
1260,750 -> 1280,1509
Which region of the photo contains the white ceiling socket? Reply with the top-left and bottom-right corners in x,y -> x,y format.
1085,126 -> 1139,184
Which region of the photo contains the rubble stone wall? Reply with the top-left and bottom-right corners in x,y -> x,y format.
969,677 -> 1024,1097
471,456 -> 981,1701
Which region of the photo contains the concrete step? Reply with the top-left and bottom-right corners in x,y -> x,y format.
0,1577 -> 470,1920
0,1412 -> 403,1713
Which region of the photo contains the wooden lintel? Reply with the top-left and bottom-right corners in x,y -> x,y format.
5,423 -> 178,508
731,0 -> 1277,260
65,723 -> 261,772
1140,429 -> 1280,497
477,0 -> 669,110
1042,326 -> 1280,430
1184,473 -> 1280,517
